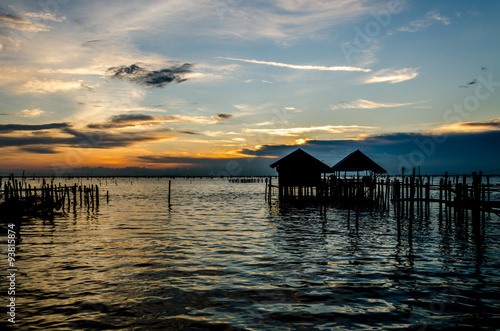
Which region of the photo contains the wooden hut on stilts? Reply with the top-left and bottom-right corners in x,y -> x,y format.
270,148 -> 332,200
329,150 -> 387,208
331,150 -> 387,177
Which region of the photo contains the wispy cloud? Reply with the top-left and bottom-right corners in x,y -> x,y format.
330,99 -> 425,110
243,125 -> 375,136
364,68 -> 418,84
0,10 -> 65,32
434,118 -> 500,134
21,79 -> 94,94
399,10 -> 451,33
0,7 -> 65,51
86,112 -> 232,129
16,108 -> 45,117
221,57 -> 371,73
211,0 -> 382,42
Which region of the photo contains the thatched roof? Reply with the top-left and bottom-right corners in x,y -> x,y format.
270,148 -> 332,173
331,149 -> 387,174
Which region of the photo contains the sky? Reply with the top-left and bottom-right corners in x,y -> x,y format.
1,0 -> 499,176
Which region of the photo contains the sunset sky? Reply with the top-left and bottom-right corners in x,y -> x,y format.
1,0 -> 500,175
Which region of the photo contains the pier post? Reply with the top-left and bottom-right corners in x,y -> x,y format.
168,179 -> 171,206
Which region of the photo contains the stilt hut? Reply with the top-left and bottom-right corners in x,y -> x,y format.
270,148 -> 332,199
331,149 -> 386,177
329,150 -> 387,207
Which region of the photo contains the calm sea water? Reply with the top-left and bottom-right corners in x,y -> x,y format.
1,177 -> 500,330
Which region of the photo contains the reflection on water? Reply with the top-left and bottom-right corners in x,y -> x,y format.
1,177 -> 500,330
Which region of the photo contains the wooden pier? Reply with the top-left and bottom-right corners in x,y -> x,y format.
266,169 -> 499,219
0,175 -> 103,218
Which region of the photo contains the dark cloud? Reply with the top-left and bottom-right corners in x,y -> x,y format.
0,125 -> 174,150
106,63 -> 192,88
460,119 -> 500,128
111,114 -> 156,123
19,146 -> 58,154
215,113 -> 232,119
60,127 -> 173,149
241,130 -> 500,174
80,82 -> 94,91
178,130 -> 199,135
87,113 -> 217,129
211,113 -> 233,122
0,123 -> 71,133
82,39 -> 102,47
459,79 -> 477,88
87,114 -> 157,129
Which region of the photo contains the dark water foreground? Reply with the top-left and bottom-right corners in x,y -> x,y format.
1,178 -> 499,330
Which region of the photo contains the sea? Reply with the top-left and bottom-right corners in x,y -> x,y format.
1,177 -> 500,330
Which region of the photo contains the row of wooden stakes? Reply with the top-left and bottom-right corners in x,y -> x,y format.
1,178 -> 107,216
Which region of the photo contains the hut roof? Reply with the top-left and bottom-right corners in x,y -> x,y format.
270,148 -> 332,173
331,149 -> 387,173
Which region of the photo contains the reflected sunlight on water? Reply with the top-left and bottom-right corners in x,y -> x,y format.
1,177 -> 500,330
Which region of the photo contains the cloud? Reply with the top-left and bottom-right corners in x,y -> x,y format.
178,130 -> 199,135
0,120 -> 176,150
0,7 -> 65,33
210,0 -> 382,42
399,10 -> 451,33
82,39 -> 102,47
20,79 -> 93,94
106,63 -> 193,88
434,118 -> 500,133
16,108 -> 45,117
19,146 -> 58,154
330,99 -> 425,110
87,113 -> 230,129
0,123 -> 71,133
459,79 -> 477,88
235,130 -> 500,174
87,114 -> 158,129
211,113 -> 233,122
243,125 -> 375,136
364,68 -> 418,84
221,57 -> 371,72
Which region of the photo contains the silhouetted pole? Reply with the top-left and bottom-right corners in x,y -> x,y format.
96,185 -> 99,209
168,179 -> 171,206
409,168 -> 415,246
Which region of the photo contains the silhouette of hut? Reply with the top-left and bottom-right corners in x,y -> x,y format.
270,148 -> 332,199
331,149 -> 386,176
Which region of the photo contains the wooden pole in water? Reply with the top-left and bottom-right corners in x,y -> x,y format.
401,168 -> 405,218
439,178 -> 443,223
268,177 -> 272,203
66,185 -> 70,211
487,175 -> 491,215
482,183 -> 486,227
409,168 -> 415,246
168,179 -> 171,206
72,185 -> 77,212
355,185 -> 360,231
472,172 -> 480,236
265,177 -> 268,200
91,185 -> 95,210
79,186 -> 83,207
95,185 -> 99,209
396,179 -> 401,238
